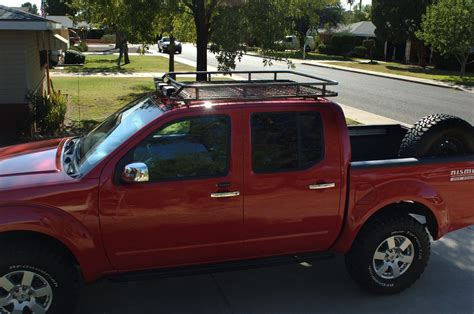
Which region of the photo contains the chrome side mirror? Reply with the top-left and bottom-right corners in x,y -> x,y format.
121,162 -> 149,183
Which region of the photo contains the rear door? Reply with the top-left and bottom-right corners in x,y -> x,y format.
242,105 -> 344,257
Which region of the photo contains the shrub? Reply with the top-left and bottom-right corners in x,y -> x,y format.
102,34 -> 116,44
78,41 -> 89,52
28,90 -> 67,135
318,43 -> 335,55
137,44 -> 150,55
64,50 -> 85,64
351,46 -> 368,58
330,34 -> 357,55
363,39 -> 376,62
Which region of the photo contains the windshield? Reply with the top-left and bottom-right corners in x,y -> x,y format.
161,37 -> 170,42
78,96 -> 163,174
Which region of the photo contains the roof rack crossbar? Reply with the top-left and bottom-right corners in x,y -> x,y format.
158,70 -> 339,102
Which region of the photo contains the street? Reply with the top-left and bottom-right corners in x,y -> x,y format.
173,44 -> 473,125
76,226 -> 474,314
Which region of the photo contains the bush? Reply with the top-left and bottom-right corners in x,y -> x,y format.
64,50 -> 85,64
28,90 -> 67,135
78,41 -> 88,52
432,52 -> 474,72
330,34 -> 357,55
351,46 -> 368,58
318,43 -> 335,55
86,28 -> 105,39
102,34 -> 116,44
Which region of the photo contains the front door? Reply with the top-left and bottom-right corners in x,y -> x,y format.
99,109 -> 244,270
242,105 -> 343,257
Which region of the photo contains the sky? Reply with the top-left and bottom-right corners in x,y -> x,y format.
0,0 -> 372,13
0,0 -> 42,10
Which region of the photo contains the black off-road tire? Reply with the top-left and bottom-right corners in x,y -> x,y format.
398,114 -> 474,158
345,215 -> 430,294
0,240 -> 80,314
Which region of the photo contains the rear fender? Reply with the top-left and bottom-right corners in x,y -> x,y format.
0,205 -> 111,282
332,179 -> 447,253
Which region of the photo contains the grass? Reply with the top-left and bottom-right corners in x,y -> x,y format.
258,50 -> 352,62
346,118 -> 360,125
325,61 -> 474,86
52,77 -> 155,124
57,55 -> 194,73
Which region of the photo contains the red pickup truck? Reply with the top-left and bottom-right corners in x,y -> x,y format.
0,71 -> 473,314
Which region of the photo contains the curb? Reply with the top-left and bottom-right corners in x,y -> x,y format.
301,62 -> 472,93
337,102 -> 411,127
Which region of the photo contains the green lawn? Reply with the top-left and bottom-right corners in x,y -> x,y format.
325,61 -> 474,86
259,50 -> 352,62
53,77 -> 155,124
57,55 -> 194,73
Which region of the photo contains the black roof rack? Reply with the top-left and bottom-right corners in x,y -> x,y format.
154,70 -> 338,102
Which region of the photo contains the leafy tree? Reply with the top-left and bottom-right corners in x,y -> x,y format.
363,39 -> 375,63
343,4 -> 371,24
317,4 -> 344,28
372,0 -> 432,43
417,0 -> 474,77
46,0 -> 77,16
74,0 -> 334,78
21,2 -> 39,15
290,0 -> 337,49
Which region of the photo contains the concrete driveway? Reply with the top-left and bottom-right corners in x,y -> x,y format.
76,226 -> 473,314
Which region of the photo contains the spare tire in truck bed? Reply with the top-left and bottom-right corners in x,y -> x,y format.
398,114 -> 474,158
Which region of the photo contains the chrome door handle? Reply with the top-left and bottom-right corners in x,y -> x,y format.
211,191 -> 240,198
309,183 -> 336,190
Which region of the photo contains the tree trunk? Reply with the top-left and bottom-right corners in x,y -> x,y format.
169,35 -> 175,74
123,42 -> 130,65
194,0 -> 208,81
416,43 -> 426,67
460,53 -> 468,78
118,45 -> 123,67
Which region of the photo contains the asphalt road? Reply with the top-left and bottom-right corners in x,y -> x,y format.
174,44 -> 473,125
77,226 -> 474,314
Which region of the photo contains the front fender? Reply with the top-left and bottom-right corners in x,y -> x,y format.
332,179 -> 448,253
0,204 -> 111,282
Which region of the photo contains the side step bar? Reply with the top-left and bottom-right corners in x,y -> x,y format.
109,251 -> 335,282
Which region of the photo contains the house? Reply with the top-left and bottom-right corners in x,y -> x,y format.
318,21 -> 376,43
47,15 -> 74,43
0,5 -> 68,141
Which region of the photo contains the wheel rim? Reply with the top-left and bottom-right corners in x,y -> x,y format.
372,235 -> 414,280
0,270 -> 53,313
430,137 -> 466,156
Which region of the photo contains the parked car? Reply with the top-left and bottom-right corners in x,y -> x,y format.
277,35 -> 316,51
0,71 -> 473,313
158,36 -> 182,54
68,29 -> 81,46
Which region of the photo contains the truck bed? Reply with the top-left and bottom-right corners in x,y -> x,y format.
349,124 -> 408,162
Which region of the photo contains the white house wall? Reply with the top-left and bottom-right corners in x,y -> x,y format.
0,30 -> 44,104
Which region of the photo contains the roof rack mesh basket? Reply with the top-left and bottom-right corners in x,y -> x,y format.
155,71 -> 338,102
